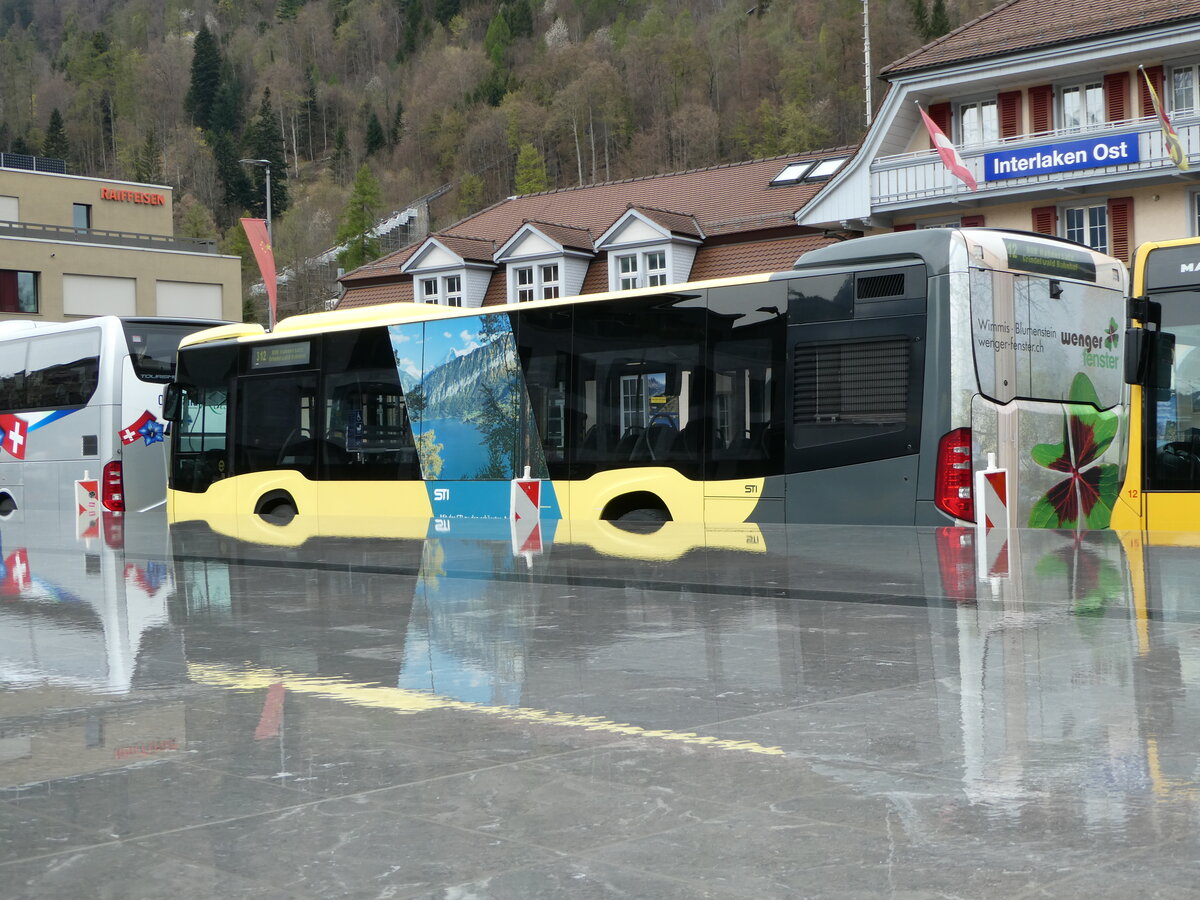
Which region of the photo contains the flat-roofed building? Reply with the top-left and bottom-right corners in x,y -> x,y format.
0,156 -> 241,322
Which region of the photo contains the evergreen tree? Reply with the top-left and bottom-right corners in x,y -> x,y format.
389,101 -> 404,147
209,129 -> 254,224
42,108 -> 70,161
244,89 -> 289,214
336,163 -> 382,272
276,0 -> 304,21
209,67 -> 243,136
504,0 -> 534,39
133,127 -> 163,183
514,142 -> 547,194
484,11 -> 512,66
331,125 -> 351,183
928,0 -> 951,38
365,110 -> 386,157
185,22 -> 222,130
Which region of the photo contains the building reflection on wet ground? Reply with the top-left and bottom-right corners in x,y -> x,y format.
4,511 -> 1200,898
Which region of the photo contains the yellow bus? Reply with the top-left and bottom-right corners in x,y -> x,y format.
164,228 -> 1130,531
1113,236 -> 1200,532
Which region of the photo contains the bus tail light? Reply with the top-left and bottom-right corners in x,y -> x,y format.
934,427 -> 973,522
102,461 -> 125,512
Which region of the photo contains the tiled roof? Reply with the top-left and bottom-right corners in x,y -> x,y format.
688,234 -> 838,281
883,0 -> 1200,76
627,206 -> 704,239
518,221 -> 595,252
341,152 -> 846,285
427,234 -> 496,264
338,281 -> 414,309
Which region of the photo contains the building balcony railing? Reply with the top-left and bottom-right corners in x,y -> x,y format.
0,220 -> 218,254
871,114 -> 1199,211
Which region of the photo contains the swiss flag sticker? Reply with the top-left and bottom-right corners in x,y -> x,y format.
0,414 -> 28,460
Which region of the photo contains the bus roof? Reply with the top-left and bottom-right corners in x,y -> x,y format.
178,270 -> 782,348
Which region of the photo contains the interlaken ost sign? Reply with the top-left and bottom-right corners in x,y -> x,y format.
100,186 -> 167,206
984,133 -> 1140,182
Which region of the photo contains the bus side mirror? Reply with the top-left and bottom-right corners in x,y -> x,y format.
162,383 -> 187,421
1123,328 -> 1174,399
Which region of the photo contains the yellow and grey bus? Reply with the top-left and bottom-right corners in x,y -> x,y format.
164,228 -> 1128,530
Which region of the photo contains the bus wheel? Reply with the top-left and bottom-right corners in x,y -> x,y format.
602,492 -> 671,532
255,490 -> 298,525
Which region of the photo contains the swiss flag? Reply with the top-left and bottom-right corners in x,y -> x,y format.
120,410 -> 156,445
0,414 -> 28,460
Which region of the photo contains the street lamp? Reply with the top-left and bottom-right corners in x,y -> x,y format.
239,158 -> 272,243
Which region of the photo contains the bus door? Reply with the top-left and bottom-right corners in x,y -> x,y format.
232,365 -> 320,518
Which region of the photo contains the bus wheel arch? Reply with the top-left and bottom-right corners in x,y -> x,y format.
254,489 -> 298,524
601,491 -> 672,529
0,490 -> 16,517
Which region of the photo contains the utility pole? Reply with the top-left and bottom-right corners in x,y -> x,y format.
863,0 -> 873,127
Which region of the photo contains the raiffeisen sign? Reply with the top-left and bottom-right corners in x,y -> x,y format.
984,134 -> 1140,182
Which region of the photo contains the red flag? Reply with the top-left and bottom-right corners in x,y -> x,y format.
241,217 -> 278,327
120,410 -> 155,445
918,105 -> 978,191
1141,67 -> 1190,171
0,414 -> 28,459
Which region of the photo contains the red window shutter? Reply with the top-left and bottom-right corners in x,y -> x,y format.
1031,206 -> 1057,235
960,215 -> 986,227
1029,85 -> 1054,133
1108,196 -> 1134,262
998,91 -> 1022,138
1104,72 -> 1129,122
928,102 -> 952,145
893,223 -> 917,232
1140,66 -> 1164,117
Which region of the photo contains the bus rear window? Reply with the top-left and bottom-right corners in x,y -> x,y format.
123,322 -> 209,383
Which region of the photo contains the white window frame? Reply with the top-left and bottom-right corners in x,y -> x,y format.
957,98 -> 998,145
1062,203 -> 1108,253
1171,63 -> 1200,117
1059,81 -> 1104,131
540,263 -> 560,299
515,266 -> 535,302
419,273 -> 465,306
612,247 -> 671,291
1190,190 -> 1200,237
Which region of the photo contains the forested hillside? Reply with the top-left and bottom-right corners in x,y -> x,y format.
0,0 -> 995,311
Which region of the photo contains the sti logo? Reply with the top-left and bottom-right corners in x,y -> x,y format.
433,488 -> 450,501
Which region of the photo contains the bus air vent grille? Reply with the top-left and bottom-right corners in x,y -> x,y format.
856,273 -> 905,300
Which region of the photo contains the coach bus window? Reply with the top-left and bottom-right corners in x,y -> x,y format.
0,340 -> 25,410
570,293 -> 705,478
25,330 -> 100,409
171,343 -> 237,493
323,328 -> 420,481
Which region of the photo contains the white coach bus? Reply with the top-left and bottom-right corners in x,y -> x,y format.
0,316 -> 226,515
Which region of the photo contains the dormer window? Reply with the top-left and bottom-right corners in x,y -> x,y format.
419,274 -> 464,306
512,263 -> 562,301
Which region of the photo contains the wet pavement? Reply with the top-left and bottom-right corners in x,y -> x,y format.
4,512 -> 1200,898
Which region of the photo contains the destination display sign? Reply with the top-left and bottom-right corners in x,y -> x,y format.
984,134 -> 1139,182
250,341 -> 311,369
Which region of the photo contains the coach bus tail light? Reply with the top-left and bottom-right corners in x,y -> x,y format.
102,461 -> 125,512
934,427 -> 973,522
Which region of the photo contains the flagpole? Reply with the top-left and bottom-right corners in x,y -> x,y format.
863,1 -> 873,127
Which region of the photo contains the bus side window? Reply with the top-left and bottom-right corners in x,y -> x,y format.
25,330 -> 100,409
321,328 -> 420,481
0,340 -> 26,411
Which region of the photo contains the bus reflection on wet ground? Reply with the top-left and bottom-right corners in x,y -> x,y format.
4,512 -> 1200,898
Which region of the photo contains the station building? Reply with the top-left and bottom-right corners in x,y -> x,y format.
338,0 -> 1200,312
800,0 -> 1200,263
0,156 -> 242,322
